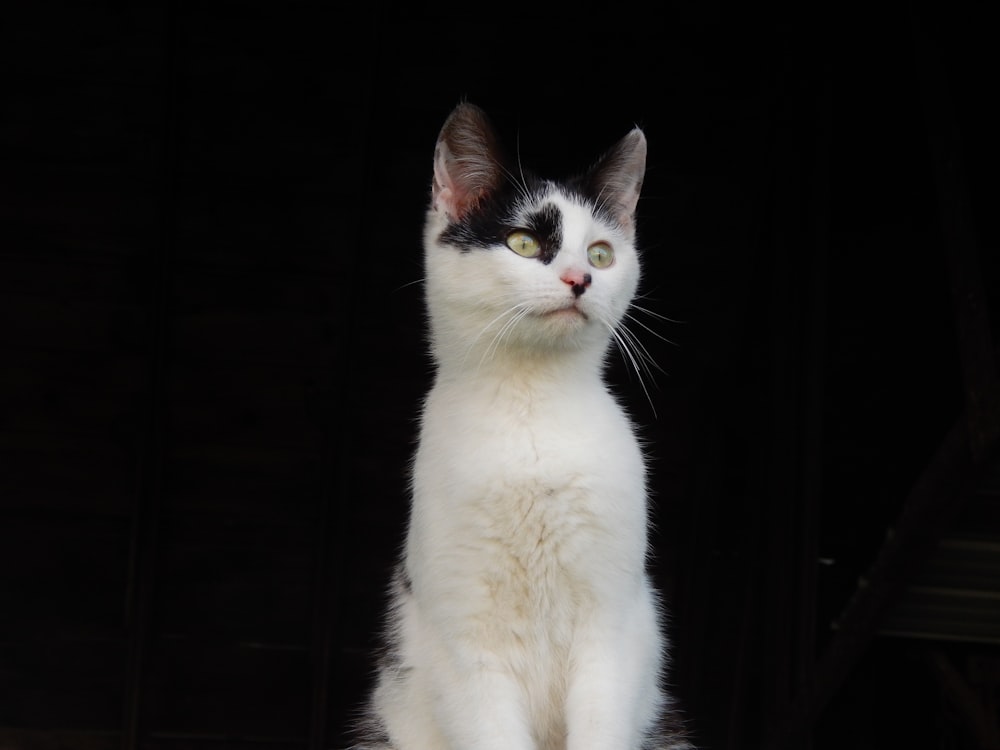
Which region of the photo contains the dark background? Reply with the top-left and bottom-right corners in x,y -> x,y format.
2,3 -> 999,749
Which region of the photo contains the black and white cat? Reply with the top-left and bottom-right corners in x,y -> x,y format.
353,103 -> 689,750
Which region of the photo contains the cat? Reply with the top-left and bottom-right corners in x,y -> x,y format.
352,102 -> 690,750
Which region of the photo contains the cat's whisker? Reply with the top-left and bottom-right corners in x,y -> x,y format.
615,320 -> 664,381
483,305 -> 533,367
510,130 -> 532,203
622,325 -> 666,381
467,302 -> 532,370
607,322 -> 642,375
478,314 -> 517,370
481,314 -> 516,365
464,307 -> 516,368
593,182 -> 613,214
630,297 -> 687,325
498,160 -> 532,206
606,320 -> 659,418
393,277 -> 426,294
623,309 -> 679,347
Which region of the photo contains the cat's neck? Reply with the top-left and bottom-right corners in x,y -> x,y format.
429,342 -> 608,394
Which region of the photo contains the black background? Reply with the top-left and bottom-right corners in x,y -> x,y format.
2,3 -> 999,749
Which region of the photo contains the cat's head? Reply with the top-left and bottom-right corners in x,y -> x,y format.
423,102 -> 647,373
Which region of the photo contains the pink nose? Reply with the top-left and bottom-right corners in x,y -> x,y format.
561,270 -> 592,298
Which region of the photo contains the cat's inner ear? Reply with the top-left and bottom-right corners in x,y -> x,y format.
432,104 -> 506,223
587,128 -> 647,229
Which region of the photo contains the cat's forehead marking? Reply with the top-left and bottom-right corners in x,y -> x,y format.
520,201 -> 562,265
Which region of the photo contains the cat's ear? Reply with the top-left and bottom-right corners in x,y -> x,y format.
432,103 -> 505,223
587,128 -> 647,229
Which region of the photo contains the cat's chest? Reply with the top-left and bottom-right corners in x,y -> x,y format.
412,376 -> 647,586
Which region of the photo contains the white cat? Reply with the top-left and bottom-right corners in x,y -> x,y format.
353,103 -> 689,750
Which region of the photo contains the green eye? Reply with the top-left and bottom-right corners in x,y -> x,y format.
587,242 -> 614,268
506,231 -> 541,258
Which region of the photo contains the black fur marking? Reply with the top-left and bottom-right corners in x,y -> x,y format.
563,174 -> 622,227
435,160 -> 632,267
438,171 -> 567,266
438,175 -> 542,252
523,203 -> 562,265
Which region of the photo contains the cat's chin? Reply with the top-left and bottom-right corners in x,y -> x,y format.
542,305 -> 588,321
535,305 -> 592,337
532,305 -> 597,344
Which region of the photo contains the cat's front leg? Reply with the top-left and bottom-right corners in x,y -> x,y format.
427,643 -> 536,750
565,581 -> 665,750
378,586 -> 537,750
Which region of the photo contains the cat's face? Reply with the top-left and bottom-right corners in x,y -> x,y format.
424,184 -> 641,357
423,104 -> 647,369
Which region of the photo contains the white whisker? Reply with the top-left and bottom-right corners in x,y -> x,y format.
498,160 -> 532,206
617,323 -> 665,378
606,319 -> 659,418
461,301 -> 533,370
490,305 -> 533,356
631,295 -> 687,325
623,310 -> 679,347
393,277 -> 426,294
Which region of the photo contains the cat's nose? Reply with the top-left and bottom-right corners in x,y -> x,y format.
561,270 -> 592,297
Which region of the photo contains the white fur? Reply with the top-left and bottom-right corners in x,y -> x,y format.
358,115 -> 687,750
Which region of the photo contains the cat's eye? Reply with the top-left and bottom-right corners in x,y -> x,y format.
587,242 -> 614,269
506,231 -> 541,258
